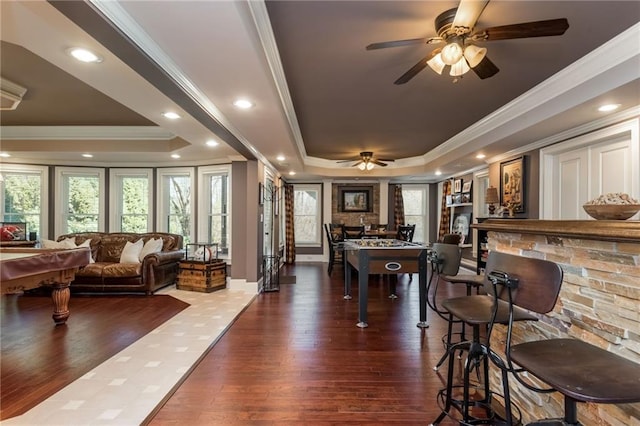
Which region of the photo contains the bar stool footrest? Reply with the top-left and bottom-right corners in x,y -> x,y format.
433,385 -> 522,426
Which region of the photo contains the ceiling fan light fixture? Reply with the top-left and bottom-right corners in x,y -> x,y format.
358,162 -> 366,171
427,53 -> 446,75
366,162 -> 374,171
449,57 -> 470,77
463,44 -> 487,68
440,41 -> 463,65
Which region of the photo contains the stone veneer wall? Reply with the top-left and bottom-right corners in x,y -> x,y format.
331,183 -> 380,226
486,230 -> 640,425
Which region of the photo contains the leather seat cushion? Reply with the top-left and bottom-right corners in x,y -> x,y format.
102,263 -> 142,278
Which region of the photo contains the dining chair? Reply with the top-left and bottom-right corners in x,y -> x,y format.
323,224 -> 344,276
342,225 -> 365,240
396,224 -> 415,242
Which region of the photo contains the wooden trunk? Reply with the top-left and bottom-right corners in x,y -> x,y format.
177,260 -> 226,293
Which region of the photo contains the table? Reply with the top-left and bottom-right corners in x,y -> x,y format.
0,248 -> 91,325
343,239 -> 430,328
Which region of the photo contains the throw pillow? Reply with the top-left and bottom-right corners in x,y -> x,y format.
119,239 -> 144,264
41,237 -> 76,249
139,237 -> 163,261
76,239 -> 95,263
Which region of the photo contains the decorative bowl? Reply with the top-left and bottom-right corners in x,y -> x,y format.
583,204 -> 640,220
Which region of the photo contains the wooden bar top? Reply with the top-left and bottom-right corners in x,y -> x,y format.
472,219 -> 640,242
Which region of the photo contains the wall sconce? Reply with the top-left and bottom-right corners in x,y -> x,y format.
485,186 -> 499,215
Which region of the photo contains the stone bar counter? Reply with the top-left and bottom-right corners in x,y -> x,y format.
473,219 -> 640,425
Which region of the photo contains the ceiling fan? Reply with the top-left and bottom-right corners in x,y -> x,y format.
337,151 -> 395,170
366,0 -> 569,84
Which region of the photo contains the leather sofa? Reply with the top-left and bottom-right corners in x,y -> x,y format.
56,232 -> 184,295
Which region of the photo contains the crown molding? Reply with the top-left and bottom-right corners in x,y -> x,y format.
247,1 -> 307,160
424,22 -> 640,164
0,126 -> 175,140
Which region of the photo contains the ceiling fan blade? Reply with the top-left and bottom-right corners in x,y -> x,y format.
471,55 -> 499,79
366,38 -> 434,50
372,160 -> 389,167
394,48 -> 441,85
376,158 -> 395,162
476,18 -> 569,41
452,0 -> 489,32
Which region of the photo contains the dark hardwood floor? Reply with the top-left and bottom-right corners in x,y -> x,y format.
0,293 -> 189,420
149,264 -> 467,425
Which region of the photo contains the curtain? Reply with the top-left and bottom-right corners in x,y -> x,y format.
393,184 -> 405,230
284,184 -> 296,264
438,181 -> 451,241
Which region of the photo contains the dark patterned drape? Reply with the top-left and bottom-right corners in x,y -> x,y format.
393,184 -> 405,230
284,184 -> 296,264
438,181 -> 451,241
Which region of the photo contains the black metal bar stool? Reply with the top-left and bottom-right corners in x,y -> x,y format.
427,243 -> 486,371
430,251 -> 563,426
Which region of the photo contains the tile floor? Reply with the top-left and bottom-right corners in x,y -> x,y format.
3,286 -> 257,426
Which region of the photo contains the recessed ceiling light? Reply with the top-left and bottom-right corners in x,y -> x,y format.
82,153 -> 93,158
288,171 -> 296,176
597,104 -> 620,112
162,112 -> 181,119
476,154 -> 486,159
276,155 -> 286,162
0,152 -> 11,158
67,47 -> 103,63
435,170 -> 442,176
233,99 -> 254,109
171,154 -> 181,159
206,140 -> 219,147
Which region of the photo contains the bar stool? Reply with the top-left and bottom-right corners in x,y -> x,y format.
431,251 -> 563,426
427,243 -> 486,371
506,314 -> 640,423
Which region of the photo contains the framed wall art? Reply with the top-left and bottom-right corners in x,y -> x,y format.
453,179 -> 462,193
500,156 -> 525,213
339,187 -> 372,213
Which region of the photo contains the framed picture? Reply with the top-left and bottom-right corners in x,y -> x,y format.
0,222 -> 27,241
453,179 -> 462,193
340,187 -> 372,212
462,181 -> 472,193
446,194 -> 453,206
500,156 -> 525,213
451,212 -> 471,244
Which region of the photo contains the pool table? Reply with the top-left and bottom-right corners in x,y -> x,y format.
0,247 -> 91,325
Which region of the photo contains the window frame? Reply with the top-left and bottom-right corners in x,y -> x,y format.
157,167 -> 195,243
197,165 -> 231,259
0,164 -> 49,239
55,166 -> 105,235
109,168 -> 154,233
293,183 -> 322,247
401,184 -> 429,243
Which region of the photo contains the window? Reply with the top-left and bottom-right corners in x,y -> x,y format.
158,168 -> 194,244
56,167 -> 105,234
198,165 -> 230,256
0,165 -> 48,239
294,184 -> 321,246
110,169 -> 153,232
402,184 -> 428,243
